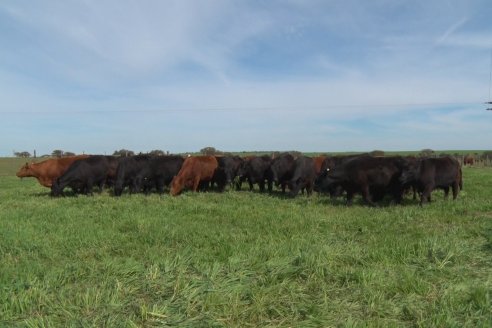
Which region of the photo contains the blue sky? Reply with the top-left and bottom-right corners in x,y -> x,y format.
1,0 -> 491,156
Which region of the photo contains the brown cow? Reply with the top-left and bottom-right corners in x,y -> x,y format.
16,155 -> 90,187
170,156 -> 218,196
313,155 -> 327,175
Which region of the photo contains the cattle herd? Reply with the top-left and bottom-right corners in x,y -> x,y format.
15,153 -> 463,206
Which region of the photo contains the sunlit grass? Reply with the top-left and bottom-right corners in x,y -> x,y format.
0,167 -> 491,326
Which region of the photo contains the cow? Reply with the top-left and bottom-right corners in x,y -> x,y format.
269,153 -> 296,193
288,156 -> 317,197
170,156 -> 218,196
16,155 -> 90,188
400,156 -> 462,205
238,155 -> 272,192
315,155 -> 407,206
113,155 -> 153,196
463,155 -> 474,166
313,155 -> 327,176
135,155 -> 184,194
211,156 -> 243,192
51,155 -> 113,196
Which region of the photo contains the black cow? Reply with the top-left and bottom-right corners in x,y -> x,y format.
288,156 -> 316,197
269,153 -> 296,193
315,156 -> 407,206
238,155 -> 272,192
316,154 -> 366,198
211,156 -> 243,192
136,156 -> 185,194
113,155 -> 153,196
51,155 -> 112,196
400,156 -> 462,205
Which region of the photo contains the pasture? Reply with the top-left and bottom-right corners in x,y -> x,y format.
1,158 -> 491,327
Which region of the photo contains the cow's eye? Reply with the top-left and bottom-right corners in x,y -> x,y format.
326,168 -> 330,171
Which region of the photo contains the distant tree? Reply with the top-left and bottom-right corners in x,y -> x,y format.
14,151 -> 31,158
420,149 -> 434,157
200,147 -> 221,155
64,151 -> 76,157
482,151 -> 492,160
148,149 -> 165,156
370,150 -> 385,157
113,149 -> 135,157
52,149 -> 64,158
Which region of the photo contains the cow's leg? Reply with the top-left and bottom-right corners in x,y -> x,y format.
443,186 -> 450,199
345,191 -> 354,206
248,179 -> 254,191
258,181 -> 265,192
306,182 -> 313,197
412,185 -> 417,200
452,181 -> 459,200
361,185 -> 375,206
86,179 -> 94,196
192,177 -> 201,192
267,180 -> 273,193
420,186 -> 433,206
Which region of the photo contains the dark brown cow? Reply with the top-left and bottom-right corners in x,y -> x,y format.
16,155 -> 90,187
464,155 -> 474,166
170,156 -> 218,196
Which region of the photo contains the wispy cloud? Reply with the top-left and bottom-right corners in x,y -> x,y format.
0,0 -> 491,155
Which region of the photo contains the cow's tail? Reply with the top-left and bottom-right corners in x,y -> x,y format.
459,167 -> 463,190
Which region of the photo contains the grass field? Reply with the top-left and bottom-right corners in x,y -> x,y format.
1,160 -> 491,326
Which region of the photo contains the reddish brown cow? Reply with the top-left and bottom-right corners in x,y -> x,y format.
170,156 -> 218,196
313,155 -> 327,175
16,155 -> 90,187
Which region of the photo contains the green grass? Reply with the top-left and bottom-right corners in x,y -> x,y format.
1,163 -> 491,326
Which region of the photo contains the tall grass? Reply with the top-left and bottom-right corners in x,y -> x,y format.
0,167 -> 491,326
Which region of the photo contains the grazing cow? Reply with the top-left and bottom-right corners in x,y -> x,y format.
400,156 -> 462,205
238,155 -> 273,192
51,156 -> 113,196
212,156 -> 243,192
135,155 -> 184,194
269,153 -> 296,193
170,156 -> 218,196
16,155 -> 90,187
315,156 -> 407,206
288,156 -> 317,197
113,155 -> 153,196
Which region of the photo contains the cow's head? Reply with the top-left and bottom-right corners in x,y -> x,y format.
170,175 -> 184,196
16,162 -> 33,178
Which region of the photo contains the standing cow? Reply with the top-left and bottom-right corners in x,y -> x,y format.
16,155 -> 90,187
51,156 -> 113,196
288,156 -> 317,197
400,156 -> 462,205
315,156 -> 407,206
170,156 -> 218,196
237,155 -> 273,192
269,153 -> 296,193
